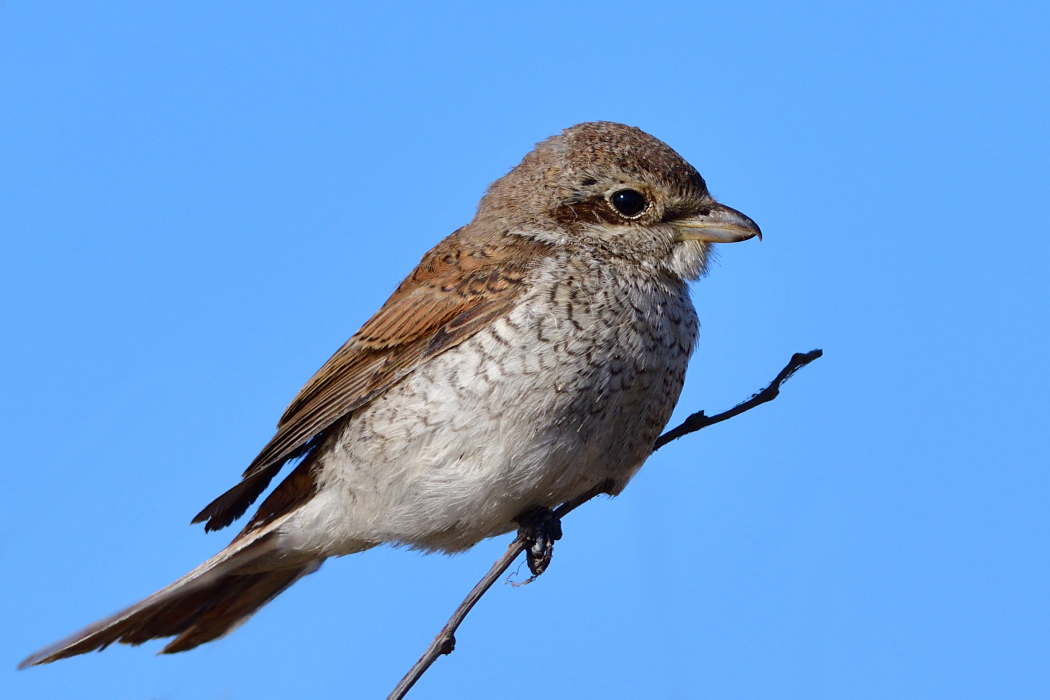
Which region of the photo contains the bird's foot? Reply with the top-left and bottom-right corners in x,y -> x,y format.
515,506 -> 563,578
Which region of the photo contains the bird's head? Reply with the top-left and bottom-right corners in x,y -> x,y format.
476,121 -> 761,281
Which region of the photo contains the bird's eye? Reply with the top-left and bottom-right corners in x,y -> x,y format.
609,189 -> 647,218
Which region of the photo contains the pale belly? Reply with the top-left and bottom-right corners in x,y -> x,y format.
281,269 -> 699,555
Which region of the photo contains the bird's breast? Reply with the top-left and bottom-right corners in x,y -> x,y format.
303,253 -> 699,554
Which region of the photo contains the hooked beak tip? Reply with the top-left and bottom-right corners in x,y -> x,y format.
672,202 -> 762,244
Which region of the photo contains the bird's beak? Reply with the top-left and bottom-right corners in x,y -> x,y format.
672,203 -> 762,243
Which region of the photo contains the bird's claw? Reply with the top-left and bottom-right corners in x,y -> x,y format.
516,506 -> 563,577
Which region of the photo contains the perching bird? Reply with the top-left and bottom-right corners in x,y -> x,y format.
20,121 -> 760,668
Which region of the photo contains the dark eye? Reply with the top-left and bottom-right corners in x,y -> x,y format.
609,189 -> 647,218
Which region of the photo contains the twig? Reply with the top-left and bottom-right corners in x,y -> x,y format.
654,349 -> 823,450
384,481 -> 612,700
386,349 -> 822,700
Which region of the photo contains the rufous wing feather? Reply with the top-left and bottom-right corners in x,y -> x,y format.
192,228 -> 551,531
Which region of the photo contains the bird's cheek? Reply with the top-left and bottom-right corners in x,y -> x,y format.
667,240 -> 712,281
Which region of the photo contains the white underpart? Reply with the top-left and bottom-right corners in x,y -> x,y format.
280,251 -> 699,556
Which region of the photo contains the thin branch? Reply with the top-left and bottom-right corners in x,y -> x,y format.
386,349 -> 822,700
385,536 -> 523,700
654,349 -> 823,450
385,480 -> 612,700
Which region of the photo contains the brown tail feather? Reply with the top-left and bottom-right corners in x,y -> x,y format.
192,433 -> 326,533
19,521 -> 322,668
160,562 -> 320,654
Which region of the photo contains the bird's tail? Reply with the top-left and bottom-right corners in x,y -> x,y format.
19,517 -> 322,669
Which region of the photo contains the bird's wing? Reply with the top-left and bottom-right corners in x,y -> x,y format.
193,228 -> 550,531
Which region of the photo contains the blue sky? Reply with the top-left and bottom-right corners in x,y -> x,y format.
2,2 -> 1048,698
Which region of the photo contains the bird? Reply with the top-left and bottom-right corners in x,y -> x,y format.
20,121 -> 760,668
